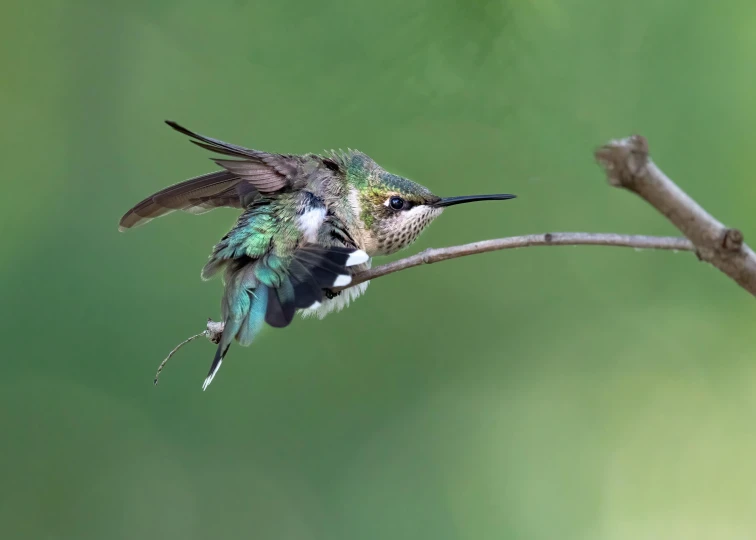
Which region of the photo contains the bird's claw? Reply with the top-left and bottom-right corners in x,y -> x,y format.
324,288 -> 341,300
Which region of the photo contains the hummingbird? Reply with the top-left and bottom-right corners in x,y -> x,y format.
119,121 -> 516,390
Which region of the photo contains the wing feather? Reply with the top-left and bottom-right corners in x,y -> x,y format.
118,121 -> 304,230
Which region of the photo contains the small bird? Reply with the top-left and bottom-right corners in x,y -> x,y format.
120,121 -> 516,389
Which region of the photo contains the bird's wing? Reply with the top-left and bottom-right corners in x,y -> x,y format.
118,121 -> 304,231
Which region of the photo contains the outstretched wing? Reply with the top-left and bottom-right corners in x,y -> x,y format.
118,121 -> 304,231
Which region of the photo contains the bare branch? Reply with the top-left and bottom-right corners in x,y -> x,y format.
339,233 -> 693,289
595,135 -> 756,295
155,134 -> 756,381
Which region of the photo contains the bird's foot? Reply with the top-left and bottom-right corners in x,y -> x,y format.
324,288 -> 342,300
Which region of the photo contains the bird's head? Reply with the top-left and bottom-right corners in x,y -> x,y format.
333,150 -> 516,255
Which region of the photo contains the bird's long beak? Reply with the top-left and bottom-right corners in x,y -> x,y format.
432,194 -> 517,207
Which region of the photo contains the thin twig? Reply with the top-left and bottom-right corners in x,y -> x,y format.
340,232 -> 694,289
154,331 -> 207,385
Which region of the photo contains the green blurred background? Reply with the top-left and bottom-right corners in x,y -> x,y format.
3,0 -> 756,538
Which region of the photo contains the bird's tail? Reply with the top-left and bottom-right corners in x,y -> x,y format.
202,258 -> 269,391
202,246 -> 368,391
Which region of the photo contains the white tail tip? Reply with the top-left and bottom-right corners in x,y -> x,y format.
333,274 -> 352,287
346,250 -> 369,266
201,359 -> 222,391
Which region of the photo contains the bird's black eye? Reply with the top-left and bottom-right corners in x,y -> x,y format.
389,196 -> 406,210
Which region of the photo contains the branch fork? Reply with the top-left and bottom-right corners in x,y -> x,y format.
595,135 -> 756,294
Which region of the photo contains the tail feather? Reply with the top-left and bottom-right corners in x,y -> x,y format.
201,246 -> 368,390
288,259 -> 325,309
203,344 -> 229,391
203,285 -> 266,390
265,278 -> 296,328
293,246 -> 368,290
237,285 -> 269,346
202,264 -> 253,391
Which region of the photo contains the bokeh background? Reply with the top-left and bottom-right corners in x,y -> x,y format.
3,1 -> 756,538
